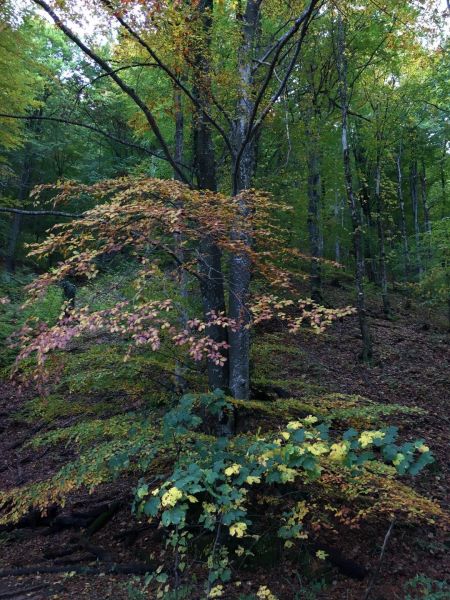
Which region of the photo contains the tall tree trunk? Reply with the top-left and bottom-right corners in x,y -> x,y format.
191,0 -> 229,392
441,140 -> 447,220
228,0 -> 261,401
334,193 -> 343,263
306,122 -> 322,302
440,142 -> 450,329
374,151 -> 389,316
410,160 -> 423,275
353,142 -> 377,284
420,160 -> 431,235
5,214 -> 22,273
336,14 -> 372,361
173,87 -> 189,393
420,159 -> 431,265
5,151 -> 33,273
396,146 -> 410,277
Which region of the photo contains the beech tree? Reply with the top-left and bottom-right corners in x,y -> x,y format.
0,3 -> 448,596
1,0 -> 448,374
2,0 -> 322,402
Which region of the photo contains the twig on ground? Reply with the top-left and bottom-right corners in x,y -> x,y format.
0,584 -> 46,599
0,563 -> 153,578
363,518 -> 396,600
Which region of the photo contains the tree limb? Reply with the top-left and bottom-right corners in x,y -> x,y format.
423,100 -> 450,115
0,584 -> 47,599
100,0 -> 234,156
0,563 -> 153,578
363,519 -> 395,600
325,98 -> 372,122
31,0 -> 188,183
0,207 -> 82,218
0,112 -> 184,165
233,0 -> 321,187
76,62 -> 158,94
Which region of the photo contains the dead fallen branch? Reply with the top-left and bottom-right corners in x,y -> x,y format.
52,554 -> 93,566
0,584 -> 46,599
363,519 -> 396,600
0,506 -> 59,533
0,563 -> 153,578
5,424 -> 45,452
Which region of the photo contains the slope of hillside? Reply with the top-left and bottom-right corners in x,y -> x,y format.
0,284 -> 448,600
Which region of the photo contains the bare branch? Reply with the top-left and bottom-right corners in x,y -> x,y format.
363,519 -> 395,600
31,0 -> 188,183
233,0 -> 321,187
76,62 -> 158,94
322,99 -> 372,123
252,16 -> 299,73
0,112 -> 188,166
251,0 -> 322,134
423,100 -> 450,115
0,207 -> 82,218
100,0 -> 234,156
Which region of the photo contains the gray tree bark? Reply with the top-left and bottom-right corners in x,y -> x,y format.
374,151 -> 389,316
420,159 -> 432,265
228,0 -> 261,401
336,14 -> 372,361
334,194 -> 344,263
191,0 -> 229,392
173,87 -> 189,394
353,138 -> 377,284
440,140 -> 447,219
5,150 -> 33,273
420,160 -> 431,235
410,160 -> 423,275
306,121 -> 323,302
396,146 -> 410,277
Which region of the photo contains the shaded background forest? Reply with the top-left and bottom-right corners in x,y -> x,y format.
1,1 -> 448,317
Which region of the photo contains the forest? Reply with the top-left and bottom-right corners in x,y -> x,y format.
0,0 -> 448,598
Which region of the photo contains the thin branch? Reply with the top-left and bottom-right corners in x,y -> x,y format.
0,207 -> 82,218
100,0 -> 234,156
349,29 -> 394,89
31,0 -> 188,183
233,0 -> 321,188
363,519 -> 395,600
423,100 -> 450,115
76,62 -> 158,94
252,16 -> 299,73
324,99 -> 372,122
254,13 -> 316,127
249,0 -> 320,134
0,113 -> 186,165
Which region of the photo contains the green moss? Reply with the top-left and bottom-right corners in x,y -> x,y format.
251,335 -> 306,378
56,343 -> 177,403
30,412 -> 147,449
252,375 -> 325,398
232,397 -> 322,420
233,391 -> 424,431
17,393 -> 119,423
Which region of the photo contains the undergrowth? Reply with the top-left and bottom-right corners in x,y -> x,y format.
0,272 -> 63,368
0,270 -> 446,598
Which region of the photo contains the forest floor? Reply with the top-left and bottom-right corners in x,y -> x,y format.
0,283 -> 449,599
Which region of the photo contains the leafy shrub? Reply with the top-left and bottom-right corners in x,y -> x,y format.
404,575 -> 450,600
0,273 -> 63,368
131,390 -> 437,597
0,383 -> 442,597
